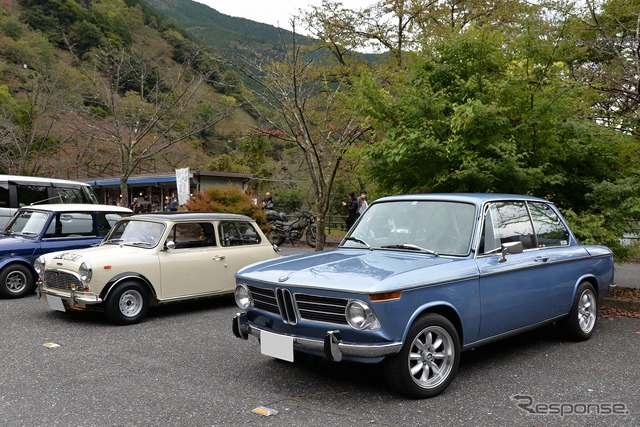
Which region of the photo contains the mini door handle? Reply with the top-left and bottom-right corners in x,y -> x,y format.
534,256 -> 550,262
213,255 -> 225,261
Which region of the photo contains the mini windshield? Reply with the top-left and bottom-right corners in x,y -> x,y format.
4,210 -> 49,236
104,219 -> 166,248
342,200 -> 476,256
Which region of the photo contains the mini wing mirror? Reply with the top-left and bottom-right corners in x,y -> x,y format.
165,240 -> 176,250
499,241 -> 523,263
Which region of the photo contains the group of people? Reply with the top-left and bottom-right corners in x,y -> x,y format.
342,190 -> 368,230
129,197 -> 179,214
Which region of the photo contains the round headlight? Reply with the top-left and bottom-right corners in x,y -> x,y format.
79,262 -> 92,282
346,300 -> 380,330
34,256 -> 45,275
235,284 -> 252,309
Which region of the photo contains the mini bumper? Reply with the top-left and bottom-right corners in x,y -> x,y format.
232,312 -> 402,362
37,284 -> 102,305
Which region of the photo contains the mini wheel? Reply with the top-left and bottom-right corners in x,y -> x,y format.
105,282 -> 149,325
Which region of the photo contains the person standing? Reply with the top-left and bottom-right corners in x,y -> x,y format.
357,191 -> 368,219
342,192 -> 358,230
262,192 -> 274,210
131,198 -> 141,214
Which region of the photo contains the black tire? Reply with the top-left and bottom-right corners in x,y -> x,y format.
383,313 -> 460,399
559,281 -> 597,341
0,264 -> 34,299
105,282 -> 149,325
306,224 -> 317,248
267,229 -> 286,246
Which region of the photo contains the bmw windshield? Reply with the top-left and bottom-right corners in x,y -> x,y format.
341,200 -> 476,256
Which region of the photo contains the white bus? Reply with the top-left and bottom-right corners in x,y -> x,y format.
0,175 -> 99,229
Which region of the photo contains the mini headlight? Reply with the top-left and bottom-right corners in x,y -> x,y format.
235,284 -> 252,309
79,262 -> 92,282
346,300 -> 380,330
34,256 -> 45,275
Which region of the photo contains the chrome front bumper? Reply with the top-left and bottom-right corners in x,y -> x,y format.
37,284 -> 103,305
232,312 -> 402,362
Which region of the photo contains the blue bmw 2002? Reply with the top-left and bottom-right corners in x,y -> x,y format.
232,194 -> 614,398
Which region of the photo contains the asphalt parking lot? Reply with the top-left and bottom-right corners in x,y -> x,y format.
1,272 -> 638,426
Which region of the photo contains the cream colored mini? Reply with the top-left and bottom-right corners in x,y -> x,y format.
36,213 -> 279,324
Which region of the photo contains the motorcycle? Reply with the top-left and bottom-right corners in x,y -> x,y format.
265,210 -> 317,248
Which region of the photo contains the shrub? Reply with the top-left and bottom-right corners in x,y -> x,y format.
187,185 -> 265,224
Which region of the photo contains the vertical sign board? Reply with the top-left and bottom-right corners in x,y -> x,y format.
175,168 -> 190,206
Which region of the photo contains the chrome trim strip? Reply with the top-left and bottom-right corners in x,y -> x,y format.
462,315 -> 565,350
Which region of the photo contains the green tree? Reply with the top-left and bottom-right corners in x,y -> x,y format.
360,23 -> 627,210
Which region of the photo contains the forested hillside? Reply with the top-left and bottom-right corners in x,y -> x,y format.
143,0 -> 296,55
0,0 -> 259,189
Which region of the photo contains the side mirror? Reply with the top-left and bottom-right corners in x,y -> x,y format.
499,241 -> 523,263
165,240 -> 176,250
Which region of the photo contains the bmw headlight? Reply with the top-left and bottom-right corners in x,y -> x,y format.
346,300 -> 380,330
235,284 -> 252,309
34,256 -> 45,275
79,262 -> 92,282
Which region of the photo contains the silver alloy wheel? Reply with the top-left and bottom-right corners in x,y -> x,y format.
578,288 -> 596,334
407,325 -> 455,389
6,270 -> 28,294
118,289 -> 144,318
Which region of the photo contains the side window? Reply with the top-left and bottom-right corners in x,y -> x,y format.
55,187 -> 86,204
170,222 -> 216,249
44,212 -> 94,237
218,221 -> 261,247
528,202 -> 570,247
16,184 -> 48,207
97,212 -> 129,237
480,202 -> 535,253
0,183 -> 8,208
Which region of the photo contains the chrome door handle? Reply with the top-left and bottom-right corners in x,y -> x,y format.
213,255 -> 226,261
534,256 -> 550,263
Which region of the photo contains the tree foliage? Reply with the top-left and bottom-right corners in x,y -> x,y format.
187,184 -> 266,224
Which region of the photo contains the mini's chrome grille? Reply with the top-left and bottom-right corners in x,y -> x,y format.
43,270 -> 81,291
247,285 -> 349,326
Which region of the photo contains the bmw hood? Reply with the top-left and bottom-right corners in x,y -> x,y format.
237,248 -> 476,293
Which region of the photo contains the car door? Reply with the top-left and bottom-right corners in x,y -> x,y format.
158,222 -> 228,299
527,201 -> 591,317
217,220 -> 274,290
475,201 -> 556,339
38,212 -> 102,259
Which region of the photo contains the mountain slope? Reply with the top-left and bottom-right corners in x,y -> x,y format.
144,0 -> 298,54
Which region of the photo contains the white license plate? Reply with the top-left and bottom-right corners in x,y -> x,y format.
46,295 -> 66,312
260,330 -> 294,362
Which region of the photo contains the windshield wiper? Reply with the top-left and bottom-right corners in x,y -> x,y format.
104,238 -> 124,244
380,243 -> 439,256
124,241 -> 154,247
343,236 -> 371,249
18,231 -> 39,236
